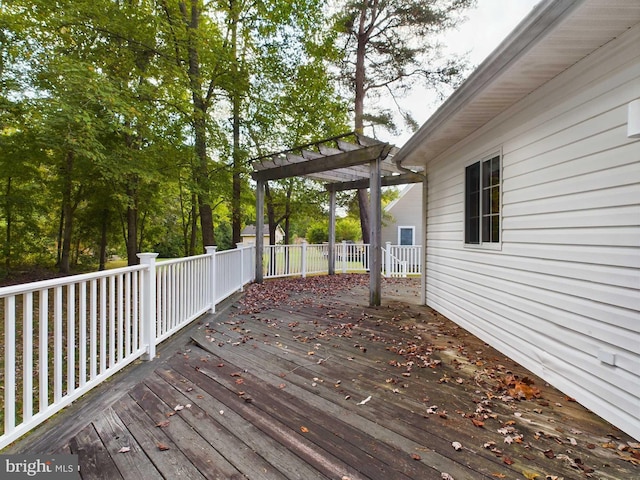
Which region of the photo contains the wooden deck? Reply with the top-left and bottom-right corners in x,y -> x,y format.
5,275 -> 638,479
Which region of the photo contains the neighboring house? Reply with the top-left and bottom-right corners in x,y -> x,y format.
241,224 -> 284,246
382,184 -> 423,246
394,0 -> 640,440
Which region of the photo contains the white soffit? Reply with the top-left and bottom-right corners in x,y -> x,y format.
395,0 -> 640,167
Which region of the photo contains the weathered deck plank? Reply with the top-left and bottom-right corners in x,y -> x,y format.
4,275 -> 637,480
68,424 -> 124,480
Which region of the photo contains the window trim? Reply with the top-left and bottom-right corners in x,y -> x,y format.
463,150 -> 503,250
397,226 -> 415,246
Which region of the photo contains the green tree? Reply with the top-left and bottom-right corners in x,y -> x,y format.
332,0 -> 474,242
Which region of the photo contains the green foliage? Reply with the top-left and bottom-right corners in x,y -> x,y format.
0,0 -> 351,274
306,221 -> 327,244
332,0 -> 475,132
305,216 -> 362,244
336,217 -> 361,242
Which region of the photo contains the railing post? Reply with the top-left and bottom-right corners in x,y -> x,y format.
236,243 -> 245,291
301,241 -> 307,278
341,240 -> 347,274
138,252 -> 159,361
385,242 -> 392,277
205,246 -> 217,312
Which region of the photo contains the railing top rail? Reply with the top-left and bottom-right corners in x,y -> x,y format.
156,253 -> 210,266
0,264 -> 147,298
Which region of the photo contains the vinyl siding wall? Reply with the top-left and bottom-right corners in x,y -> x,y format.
424,24 -> 640,439
382,184 -> 424,245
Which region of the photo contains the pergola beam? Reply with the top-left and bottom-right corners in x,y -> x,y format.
252,144 -> 389,182
324,172 -> 424,192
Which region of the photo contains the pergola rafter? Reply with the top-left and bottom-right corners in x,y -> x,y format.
250,132 -> 424,306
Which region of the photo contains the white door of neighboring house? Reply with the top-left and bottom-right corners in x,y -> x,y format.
398,226 -> 415,245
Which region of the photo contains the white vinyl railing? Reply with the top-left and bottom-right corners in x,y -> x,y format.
262,242 -> 372,279
0,244 -> 255,449
383,243 -> 422,277
261,242 -> 421,279
0,241 -> 419,448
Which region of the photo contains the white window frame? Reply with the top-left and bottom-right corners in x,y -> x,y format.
464,150 -> 502,250
397,226 -> 415,246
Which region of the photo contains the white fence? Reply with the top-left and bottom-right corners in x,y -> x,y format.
382,243 -> 423,277
262,242 -> 421,279
0,245 -> 254,449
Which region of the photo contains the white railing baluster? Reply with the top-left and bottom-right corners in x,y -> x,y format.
117,273 -> 123,363
23,292 -> 33,423
90,279 -> 97,380
5,296 -> 16,434
109,276 -> 115,368
53,286 -> 62,403
39,289 -> 48,413
67,284 -> 75,394
79,282 -> 87,387
125,272 -> 131,357
100,276 -> 107,374
133,271 -> 139,352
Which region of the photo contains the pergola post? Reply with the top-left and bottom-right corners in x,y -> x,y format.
369,155 -> 382,306
255,179 -> 265,283
421,175 -> 428,305
328,187 -> 336,275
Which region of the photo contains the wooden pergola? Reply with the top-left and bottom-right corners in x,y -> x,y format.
251,132 -> 424,306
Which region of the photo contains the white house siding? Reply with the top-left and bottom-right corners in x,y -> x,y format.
382,184 -> 424,245
424,24 -> 640,439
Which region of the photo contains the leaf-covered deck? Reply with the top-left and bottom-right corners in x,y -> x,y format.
5,275 -> 638,479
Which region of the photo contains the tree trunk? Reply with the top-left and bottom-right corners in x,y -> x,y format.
4,177 -> 11,271
126,188 -> 139,266
189,194 -> 198,255
99,208 -> 108,270
283,186 -> 292,245
59,151 -> 75,274
265,183 -> 276,245
357,189 -> 370,243
180,0 -> 215,251
198,194 -> 215,248
231,0 -> 242,247
354,2 -> 371,243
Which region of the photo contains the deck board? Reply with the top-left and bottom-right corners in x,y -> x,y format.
4,275 -> 637,480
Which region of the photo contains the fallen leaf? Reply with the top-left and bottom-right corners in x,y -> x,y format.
278,383 -> 286,389
451,441 -> 462,451
543,449 -> 555,459
174,404 -> 184,411
441,473 -> 454,480
157,442 -> 170,451
411,453 -> 421,461
472,419 -> 484,428
522,471 -> 539,479
300,426 -> 309,433
118,446 -> 131,453
156,420 -> 170,428
357,395 -> 372,406
491,474 -> 506,479
503,456 -> 514,465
